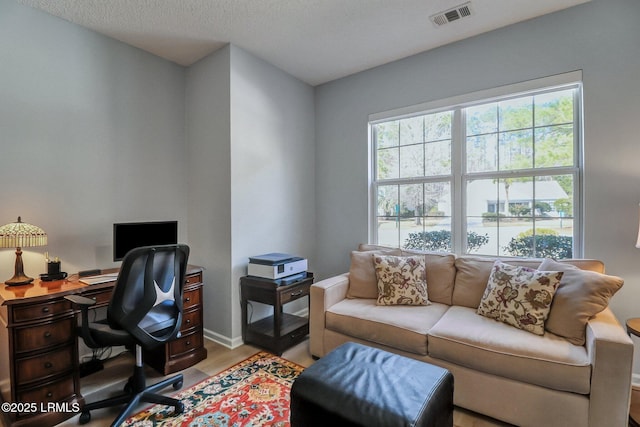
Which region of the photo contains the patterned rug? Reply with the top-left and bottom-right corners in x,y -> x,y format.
123,352 -> 305,426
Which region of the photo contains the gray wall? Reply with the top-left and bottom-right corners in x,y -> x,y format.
186,45 -> 315,343
185,46 -> 233,343
2,2 -> 316,348
229,46 -> 316,339
1,1 -> 187,277
314,0 -> 640,372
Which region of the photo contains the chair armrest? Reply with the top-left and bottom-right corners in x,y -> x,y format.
585,307 -> 633,427
65,294 -> 99,348
65,294 -> 97,307
309,273 -> 349,358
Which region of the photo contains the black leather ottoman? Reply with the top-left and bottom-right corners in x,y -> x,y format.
290,342 -> 453,427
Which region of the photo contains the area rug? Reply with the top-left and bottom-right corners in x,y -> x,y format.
123,352 -> 305,426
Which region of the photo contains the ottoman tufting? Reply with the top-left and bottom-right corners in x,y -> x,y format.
290,342 -> 453,427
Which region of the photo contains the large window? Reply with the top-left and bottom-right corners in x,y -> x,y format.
370,76 -> 581,259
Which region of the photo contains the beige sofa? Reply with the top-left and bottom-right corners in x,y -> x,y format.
309,244 -> 633,427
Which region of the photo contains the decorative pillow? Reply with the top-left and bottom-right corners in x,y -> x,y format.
347,249 -> 401,299
373,255 -> 429,306
477,261 -> 563,335
538,258 -> 624,345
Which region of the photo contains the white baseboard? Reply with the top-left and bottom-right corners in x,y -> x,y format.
203,307 -> 309,350
203,328 -> 243,349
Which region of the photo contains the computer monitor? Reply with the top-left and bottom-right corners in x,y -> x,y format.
112,221 -> 178,261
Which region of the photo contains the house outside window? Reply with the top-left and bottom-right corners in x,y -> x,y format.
370,73 -> 582,259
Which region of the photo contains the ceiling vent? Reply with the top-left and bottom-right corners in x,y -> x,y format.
430,2 -> 473,27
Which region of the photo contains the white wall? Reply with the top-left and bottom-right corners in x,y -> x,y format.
186,45 -> 315,343
1,1 -> 187,279
315,0 -> 640,351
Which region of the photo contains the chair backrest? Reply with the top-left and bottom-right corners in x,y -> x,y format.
107,244 -> 190,349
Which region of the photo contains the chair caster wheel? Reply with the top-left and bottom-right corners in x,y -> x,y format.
79,410 -> 91,425
173,380 -> 183,390
174,402 -> 185,415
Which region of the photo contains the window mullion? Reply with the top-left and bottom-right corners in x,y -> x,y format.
452,107 -> 464,254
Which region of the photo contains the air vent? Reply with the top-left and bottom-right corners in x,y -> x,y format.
430,2 -> 473,27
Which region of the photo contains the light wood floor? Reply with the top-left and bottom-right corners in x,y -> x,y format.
54,338 -> 510,427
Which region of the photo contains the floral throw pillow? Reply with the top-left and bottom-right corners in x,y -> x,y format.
477,261 -> 563,335
373,255 -> 429,306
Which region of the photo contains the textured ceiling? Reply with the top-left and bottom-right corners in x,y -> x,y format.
19,0 -> 590,86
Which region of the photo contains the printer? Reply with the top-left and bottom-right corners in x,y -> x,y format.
247,252 -> 308,281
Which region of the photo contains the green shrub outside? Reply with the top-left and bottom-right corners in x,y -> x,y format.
404,230 -> 489,253
504,234 -> 572,259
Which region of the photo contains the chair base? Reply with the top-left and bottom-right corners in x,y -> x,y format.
79,349 -> 184,427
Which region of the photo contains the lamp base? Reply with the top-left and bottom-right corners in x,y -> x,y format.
4,246 -> 35,286
5,273 -> 34,286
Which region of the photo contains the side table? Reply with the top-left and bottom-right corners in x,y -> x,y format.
626,318 -> 640,427
240,273 -> 313,355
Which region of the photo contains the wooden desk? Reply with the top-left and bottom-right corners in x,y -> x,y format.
0,265 -> 206,427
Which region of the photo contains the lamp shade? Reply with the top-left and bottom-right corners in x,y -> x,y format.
0,217 -> 47,248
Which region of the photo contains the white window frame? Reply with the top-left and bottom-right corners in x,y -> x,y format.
369,71 -> 583,257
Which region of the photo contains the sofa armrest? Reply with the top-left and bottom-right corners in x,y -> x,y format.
309,273 -> 349,358
585,307 -> 633,427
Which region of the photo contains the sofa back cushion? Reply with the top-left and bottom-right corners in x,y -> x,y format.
539,258 -> 620,345
401,249 -> 456,305
347,248 -> 401,299
453,256 -> 544,308
354,245 -> 456,305
453,256 -> 606,309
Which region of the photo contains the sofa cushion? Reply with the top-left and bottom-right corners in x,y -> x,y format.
401,249 -> 456,305
325,299 -> 449,355
347,249 -> 401,299
373,255 -> 429,306
477,261 -> 563,335
539,258 -> 624,345
453,256 -> 543,308
428,306 -> 591,394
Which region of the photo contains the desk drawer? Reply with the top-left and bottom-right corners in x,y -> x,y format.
181,309 -> 202,332
14,317 -> 74,354
183,288 -> 201,310
13,299 -> 71,323
16,345 -> 74,385
18,375 -> 74,405
185,273 -> 202,286
82,288 -> 113,307
169,330 -> 202,357
280,282 -> 310,304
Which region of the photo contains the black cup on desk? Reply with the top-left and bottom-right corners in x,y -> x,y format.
41,261 -> 66,281
47,261 -> 61,275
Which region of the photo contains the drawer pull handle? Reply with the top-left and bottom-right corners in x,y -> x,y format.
185,297 -> 191,303
186,319 -> 191,324
46,392 -> 53,398
42,307 -> 50,313
44,362 -> 53,369
44,331 -> 52,338
186,341 -> 191,346
290,290 -> 303,297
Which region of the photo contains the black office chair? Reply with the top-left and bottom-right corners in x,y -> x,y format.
65,244 -> 190,426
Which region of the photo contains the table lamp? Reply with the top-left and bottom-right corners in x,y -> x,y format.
0,216 -> 47,286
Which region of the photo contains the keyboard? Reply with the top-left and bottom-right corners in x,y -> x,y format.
79,273 -> 119,285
